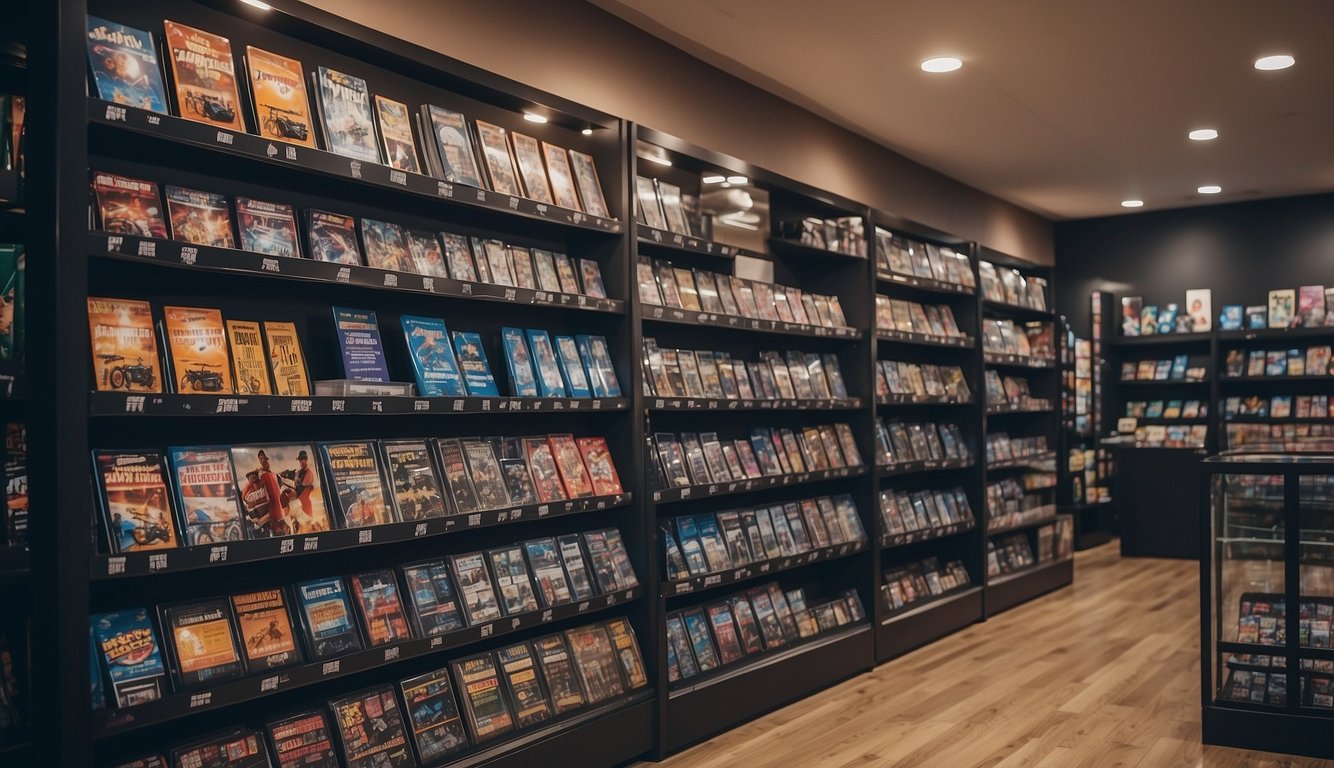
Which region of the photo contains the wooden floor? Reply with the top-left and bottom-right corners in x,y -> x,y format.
641,543 -> 1334,768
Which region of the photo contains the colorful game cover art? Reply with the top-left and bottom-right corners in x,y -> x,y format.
231,588 -> 301,672
94,450 -> 178,553
164,186 -> 235,248
160,599 -> 244,688
321,441 -> 396,528
92,608 -> 166,708
401,315 -> 465,397
373,95 -> 420,173
169,446 -> 245,545
225,319 -> 273,395
236,198 -> 300,258
262,320 -> 310,396
88,296 -> 162,392
424,105 -> 484,188
360,218 -> 412,273
163,305 -> 233,394
473,120 -> 521,196
315,66 -> 380,163
542,143 -> 582,211
306,209 -> 362,265
245,45 -> 315,147
163,20 -> 245,131
568,150 -> 611,219
264,710 -> 337,768
349,570 -> 412,646
399,668 -> 470,762
509,132 -> 553,204
405,230 -> 448,277
295,577 -> 363,660
231,443 -> 330,537
92,172 -> 168,238
332,307 -> 390,382
381,441 -> 448,521
85,17 -> 169,113
576,437 -> 623,496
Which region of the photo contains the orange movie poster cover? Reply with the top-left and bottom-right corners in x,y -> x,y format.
163,20 -> 245,131
225,319 -> 273,395
87,297 -> 162,392
163,305 -> 233,394
263,321 -> 310,396
246,45 -> 316,147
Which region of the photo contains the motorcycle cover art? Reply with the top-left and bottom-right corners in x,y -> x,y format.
245,45 -> 316,147
87,296 -> 163,393
162,20 -> 245,132
93,450 -> 180,553
163,305 -> 234,394
168,446 -> 246,545
230,443 -> 332,537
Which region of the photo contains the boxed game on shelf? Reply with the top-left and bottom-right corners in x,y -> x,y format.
1034,517 -> 1074,563
874,361 -> 971,402
878,487 -> 975,538
986,478 -> 1056,531
984,372 -> 1051,411
636,256 -> 852,332
1119,289 -> 1214,336
90,169 -> 615,297
873,228 -> 975,291
102,616 -> 646,766
642,339 -> 849,402
982,319 -> 1054,362
1223,346 -> 1333,379
634,175 -> 707,240
1216,286 -> 1334,331
873,420 -> 972,469
1224,423 -> 1334,451
665,582 -> 865,684
85,18 -> 615,217
1129,424 -> 1209,449
881,557 -> 973,614
1118,354 -> 1208,382
987,534 -> 1035,577
1224,394 -> 1332,420
661,494 -> 867,581
4,422 -> 24,549
650,425 -> 863,491
90,529 -> 638,711
874,295 -> 969,342
984,433 -> 1051,465
1125,398 -> 1209,421
91,433 -> 623,552
777,216 -> 865,257
979,261 -> 1047,310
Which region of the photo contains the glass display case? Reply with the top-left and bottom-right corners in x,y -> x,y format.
1202,453 -> 1334,760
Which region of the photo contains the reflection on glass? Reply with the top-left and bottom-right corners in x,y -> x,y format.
1299,475 -> 1334,710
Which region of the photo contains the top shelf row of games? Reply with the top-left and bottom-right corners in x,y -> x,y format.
86,16 -> 612,217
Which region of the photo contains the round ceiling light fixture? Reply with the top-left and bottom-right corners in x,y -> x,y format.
1121,199 -> 1144,208
921,56 -> 963,73
1197,185 -> 1223,195
1254,54 -> 1295,71
1188,128 -> 1218,141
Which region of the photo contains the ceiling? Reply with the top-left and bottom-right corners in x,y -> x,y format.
590,0 -> 1334,220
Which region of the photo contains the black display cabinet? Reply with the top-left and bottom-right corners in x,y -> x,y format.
1201,453 -> 1334,760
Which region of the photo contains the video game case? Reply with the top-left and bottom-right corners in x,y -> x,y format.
398,667 -> 470,763
487,544 -> 541,616
557,533 -> 597,600
294,577 -> 363,660
531,633 -> 587,714
85,17 -> 169,113
159,598 -> 245,690
92,607 -> 167,708
168,727 -> 269,768
565,623 -> 626,704
230,588 -> 302,673
264,709 -> 338,768
451,652 -> 516,743
328,685 -> 413,768
349,570 -> 413,647
450,551 -> 503,626
93,449 -> 179,554
496,641 -> 554,727
313,66 -> 380,163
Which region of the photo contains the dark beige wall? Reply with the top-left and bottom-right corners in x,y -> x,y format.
301,0 -> 1054,265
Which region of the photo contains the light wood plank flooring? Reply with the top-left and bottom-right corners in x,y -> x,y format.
642,543 -> 1334,768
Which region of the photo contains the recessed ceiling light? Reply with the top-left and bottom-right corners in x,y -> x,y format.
581,128 -> 593,136
523,113 -> 547,124
702,175 -> 726,184
1254,54 -> 1295,71
1197,185 -> 1222,195
726,175 -> 749,185
1121,199 -> 1144,208
1188,128 -> 1218,141
645,155 -> 672,167
920,57 -> 963,73
239,0 -> 273,9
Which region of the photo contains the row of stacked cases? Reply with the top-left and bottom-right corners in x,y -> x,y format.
978,251 -> 1070,613
79,3 -> 647,766
0,39 -> 25,759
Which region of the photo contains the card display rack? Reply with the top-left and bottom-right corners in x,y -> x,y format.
979,248 -> 1070,616
635,126 -> 877,755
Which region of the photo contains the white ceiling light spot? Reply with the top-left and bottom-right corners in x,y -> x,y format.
581,128 -> 593,135
239,0 -> 273,9
1254,54 -> 1295,71
645,155 -> 672,167
702,175 -> 726,184
726,175 -> 749,185
1188,128 -> 1218,141
523,113 -> 547,124
1197,185 -> 1222,195
920,57 -> 963,73
1121,199 -> 1144,208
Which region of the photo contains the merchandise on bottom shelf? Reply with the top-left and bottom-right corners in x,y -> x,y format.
1125,398 -> 1209,420
89,526 -> 639,711
986,478 -> 1055,531
90,434 -> 623,554
979,261 -> 1048,310
664,582 -> 865,684
878,487 -> 974,537
874,420 -> 972,468
637,256 -> 851,331
642,339 -> 849,401
984,433 -> 1050,464
1224,346 -> 1333,379
104,617 -> 647,767
874,361 -> 971,401
987,535 -> 1035,577
1218,594 -> 1334,709
874,228 -> 975,290
1118,354 -> 1208,382
4,422 -> 25,548
1035,518 -> 1074,563
984,372 -> 1051,410
661,494 -> 867,580
880,557 -> 973,613
649,424 -> 862,491
874,295 -> 966,340
982,319 -> 1054,360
